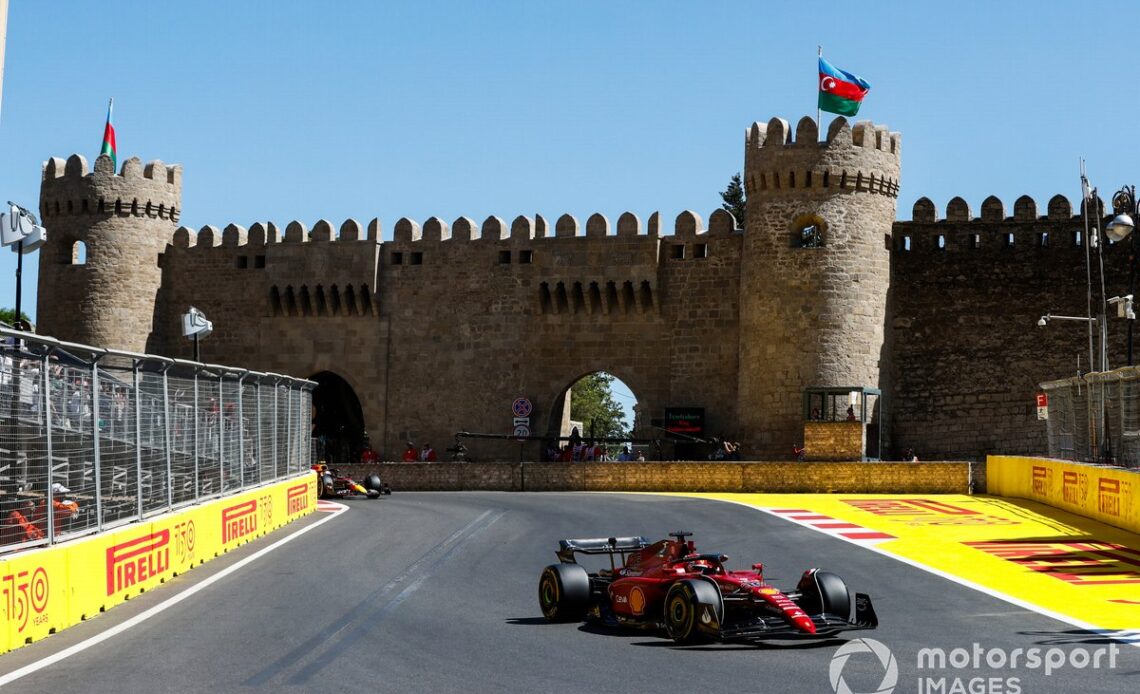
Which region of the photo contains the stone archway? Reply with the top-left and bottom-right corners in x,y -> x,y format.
310,371 -> 366,467
543,370 -> 642,460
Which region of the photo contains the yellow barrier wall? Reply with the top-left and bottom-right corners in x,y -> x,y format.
0,473 -> 316,654
988,455 -> 1140,534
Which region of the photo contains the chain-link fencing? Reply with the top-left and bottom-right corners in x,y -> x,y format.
1042,368 -> 1140,468
0,326 -> 314,554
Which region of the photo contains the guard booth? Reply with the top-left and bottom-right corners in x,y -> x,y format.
801,387 -> 882,461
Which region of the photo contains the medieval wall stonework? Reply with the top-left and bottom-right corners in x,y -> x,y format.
33,116 -> 1120,462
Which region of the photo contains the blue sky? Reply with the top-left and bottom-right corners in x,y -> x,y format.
1,0 -> 1136,327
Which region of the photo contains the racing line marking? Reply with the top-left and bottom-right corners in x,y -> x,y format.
0,501 -> 350,688
705,496 -> 1140,649
766,507 -> 897,544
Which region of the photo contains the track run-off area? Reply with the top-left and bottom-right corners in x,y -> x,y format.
0,492 -> 1137,693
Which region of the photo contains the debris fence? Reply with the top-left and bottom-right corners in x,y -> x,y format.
1042,368 -> 1140,469
0,327 -> 314,553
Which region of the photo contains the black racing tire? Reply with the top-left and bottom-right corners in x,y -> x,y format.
663,579 -> 722,643
364,474 -> 383,491
538,564 -> 590,622
796,569 -> 853,620
320,473 -> 335,499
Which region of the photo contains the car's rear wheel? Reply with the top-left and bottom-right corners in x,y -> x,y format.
538,564 -> 590,622
664,579 -> 722,643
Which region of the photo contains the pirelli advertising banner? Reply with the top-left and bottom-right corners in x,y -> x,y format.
988,456 -> 1139,535
0,473 -> 316,654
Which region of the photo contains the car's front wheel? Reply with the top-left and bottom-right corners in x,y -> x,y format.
664,579 -> 722,643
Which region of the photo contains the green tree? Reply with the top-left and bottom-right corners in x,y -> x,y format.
720,172 -> 746,227
0,308 -> 31,326
571,372 -> 628,440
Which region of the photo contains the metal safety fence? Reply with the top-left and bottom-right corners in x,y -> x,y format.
1042,367 -> 1140,469
0,326 -> 315,554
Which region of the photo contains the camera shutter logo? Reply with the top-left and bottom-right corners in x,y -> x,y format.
829,637 -> 898,694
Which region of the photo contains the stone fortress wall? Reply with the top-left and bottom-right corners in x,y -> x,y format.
35,115 -> 1127,461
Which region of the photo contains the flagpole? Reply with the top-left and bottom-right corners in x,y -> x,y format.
816,46 -> 822,135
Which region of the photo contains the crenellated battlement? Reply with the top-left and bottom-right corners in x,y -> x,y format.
744,116 -> 901,199
900,193 -> 1087,224
168,209 -> 741,251
40,153 -> 182,222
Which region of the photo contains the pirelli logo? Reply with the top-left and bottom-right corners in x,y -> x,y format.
1062,471 -> 1081,505
106,530 -> 170,596
1031,466 -> 1049,496
1099,478 -> 1122,517
287,484 -> 310,516
222,500 -> 258,544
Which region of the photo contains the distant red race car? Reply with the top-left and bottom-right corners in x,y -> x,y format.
538,531 -> 877,643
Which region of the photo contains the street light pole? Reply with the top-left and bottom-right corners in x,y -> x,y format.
1110,185 -> 1138,365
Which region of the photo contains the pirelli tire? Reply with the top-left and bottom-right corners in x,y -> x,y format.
319,473 -> 336,500
538,563 -> 590,622
796,569 -> 854,621
664,578 -> 723,643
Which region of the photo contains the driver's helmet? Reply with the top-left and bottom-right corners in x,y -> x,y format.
687,560 -> 714,574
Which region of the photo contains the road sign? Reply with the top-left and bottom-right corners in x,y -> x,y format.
513,417 -> 530,426
512,397 -> 533,418
513,424 -> 531,440
1035,393 -> 1048,408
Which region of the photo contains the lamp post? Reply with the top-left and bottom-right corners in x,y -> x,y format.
1,202 -> 47,328
181,307 -> 213,362
1108,186 -> 1137,365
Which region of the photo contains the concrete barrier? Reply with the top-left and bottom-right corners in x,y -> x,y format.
988,455 -> 1140,535
0,473 -> 316,655
338,461 -> 974,494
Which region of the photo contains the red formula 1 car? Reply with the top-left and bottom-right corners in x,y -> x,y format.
313,464 -> 391,499
538,531 -> 877,643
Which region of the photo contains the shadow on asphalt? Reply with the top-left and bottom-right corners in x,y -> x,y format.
505,617 -> 550,625
1019,629 -> 1140,646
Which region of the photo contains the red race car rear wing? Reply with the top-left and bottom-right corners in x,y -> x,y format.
556,536 -> 650,565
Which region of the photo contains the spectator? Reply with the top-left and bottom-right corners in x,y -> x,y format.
810,407 -> 821,420
401,442 -> 418,462
360,442 -> 379,465
420,443 -> 437,462
2,498 -> 44,545
635,450 -> 646,462
617,445 -> 631,462
846,405 -> 857,421
582,440 -> 596,462
31,483 -> 79,535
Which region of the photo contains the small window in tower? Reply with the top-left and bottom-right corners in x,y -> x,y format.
499,250 -> 512,264
937,235 -> 946,250
971,234 -> 981,249
1005,232 -> 1015,248
519,250 -> 533,264
70,240 -> 87,265
411,252 -> 423,265
693,243 -> 708,258
791,214 -> 827,248
1073,229 -> 1083,247
1038,233 -> 1049,248
669,244 -> 685,260
391,252 -> 404,265
255,255 -> 266,268
902,236 -> 911,251
236,256 -> 249,269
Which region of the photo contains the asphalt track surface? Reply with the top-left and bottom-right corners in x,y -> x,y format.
1,492 -> 1138,693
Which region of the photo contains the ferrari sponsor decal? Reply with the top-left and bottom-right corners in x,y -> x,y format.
106,530 -> 170,595
966,540 -> 1140,586
629,586 -> 646,616
222,499 -> 258,544
842,498 -> 1018,527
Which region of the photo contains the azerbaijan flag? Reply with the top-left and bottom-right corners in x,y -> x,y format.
101,99 -> 117,168
818,58 -> 870,117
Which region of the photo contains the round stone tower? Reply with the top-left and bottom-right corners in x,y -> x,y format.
37,153 -> 182,353
737,116 -> 900,458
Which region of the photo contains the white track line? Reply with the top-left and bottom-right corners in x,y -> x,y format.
702,496 -> 1140,649
0,502 -> 349,688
